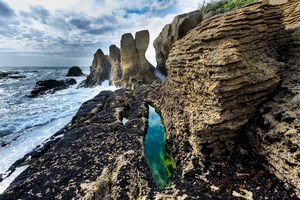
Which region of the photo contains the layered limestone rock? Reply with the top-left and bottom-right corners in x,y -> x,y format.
154,2 -> 286,165
153,10 -> 202,76
116,30 -> 156,88
109,45 -> 122,82
246,2 -> 300,196
281,0 -> 300,27
86,49 -> 111,86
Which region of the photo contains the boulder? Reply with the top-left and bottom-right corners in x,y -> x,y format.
116,30 -> 156,88
85,49 -> 111,86
66,66 -> 84,76
29,78 -> 76,97
153,10 -> 202,76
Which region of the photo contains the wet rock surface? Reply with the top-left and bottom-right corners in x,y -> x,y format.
29,78 -> 76,97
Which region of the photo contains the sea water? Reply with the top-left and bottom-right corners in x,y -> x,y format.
145,105 -> 172,189
0,66 -> 117,193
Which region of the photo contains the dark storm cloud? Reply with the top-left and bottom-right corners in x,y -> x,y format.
0,1 -> 15,17
69,18 -> 91,29
85,25 -> 116,35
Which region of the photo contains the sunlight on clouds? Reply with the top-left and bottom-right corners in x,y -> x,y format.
1,0 -> 203,67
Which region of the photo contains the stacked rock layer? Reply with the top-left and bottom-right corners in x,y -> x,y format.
86,30 -> 157,88
156,2 -> 286,162
247,0 -> 300,196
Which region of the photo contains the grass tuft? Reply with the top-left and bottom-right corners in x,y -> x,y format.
199,0 -> 258,16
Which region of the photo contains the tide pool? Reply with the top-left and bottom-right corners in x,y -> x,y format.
144,105 -> 175,189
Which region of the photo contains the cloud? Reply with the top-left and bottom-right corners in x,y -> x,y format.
70,18 -> 91,29
29,5 -> 50,24
0,1 -> 15,17
0,0 -> 203,67
85,26 -> 116,35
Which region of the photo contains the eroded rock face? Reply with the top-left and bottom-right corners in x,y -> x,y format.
116,30 -> 156,88
246,1 -> 300,196
86,31 -> 156,88
109,45 -> 122,82
155,3 -> 286,164
153,10 -> 202,76
86,49 -> 111,86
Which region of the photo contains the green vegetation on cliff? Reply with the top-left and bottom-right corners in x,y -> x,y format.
199,0 -> 258,15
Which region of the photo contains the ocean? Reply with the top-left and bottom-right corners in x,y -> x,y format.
0,66 -> 117,193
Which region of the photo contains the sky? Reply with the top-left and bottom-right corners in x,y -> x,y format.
0,0 -> 202,67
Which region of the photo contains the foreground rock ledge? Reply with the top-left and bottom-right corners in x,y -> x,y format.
0,86 -> 296,199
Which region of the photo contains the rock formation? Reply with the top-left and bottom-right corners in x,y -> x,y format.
0,72 -> 22,79
29,79 -> 76,97
85,30 -> 157,88
246,0 -> 300,196
66,66 -> 84,76
1,1 -> 300,199
1,86 -> 295,199
109,45 -> 122,82
85,49 -> 111,86
153,10 -> 202,76
116,30 -> 156,88
155,2 -> 286,164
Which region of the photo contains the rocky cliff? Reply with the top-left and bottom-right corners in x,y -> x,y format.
153,10 -> 202,76
86,30 -> 157,88
116,30 -> 156,88
86,49 -> 111,86
155,2 -> 286,162
246,0 -> 300,196
109,45 -> 122,82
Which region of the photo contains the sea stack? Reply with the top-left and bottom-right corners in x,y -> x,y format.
109,45 -> 122,82
86,49 -> 111,86
115,30 -> 156,87
85,30 -> 157,88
